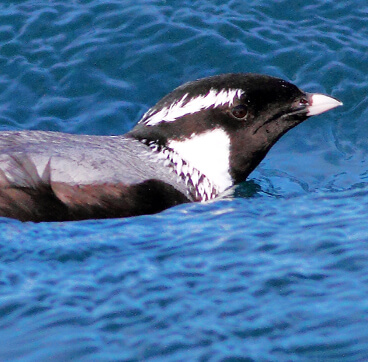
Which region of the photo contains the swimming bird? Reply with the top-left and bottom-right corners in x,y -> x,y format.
0,73 -> 342,222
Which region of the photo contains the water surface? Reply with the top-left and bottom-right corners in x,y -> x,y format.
0,0 -> 367,360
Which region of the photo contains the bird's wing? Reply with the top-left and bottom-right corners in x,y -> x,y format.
0,134 -> 189,221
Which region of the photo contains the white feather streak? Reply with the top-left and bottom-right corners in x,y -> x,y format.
168,128 -> 232,193
143,88 -> 243,126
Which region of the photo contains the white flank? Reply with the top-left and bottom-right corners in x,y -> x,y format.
168,128 -> 233,193
143,88 -> 243,126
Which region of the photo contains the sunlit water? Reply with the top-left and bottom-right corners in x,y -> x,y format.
0,0 -> 367,360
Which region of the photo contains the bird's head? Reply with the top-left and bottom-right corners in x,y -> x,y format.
128,73 -> 342,200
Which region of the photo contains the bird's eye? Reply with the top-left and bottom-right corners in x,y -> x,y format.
231,104 -> 248,119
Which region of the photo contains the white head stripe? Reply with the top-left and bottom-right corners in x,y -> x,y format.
142,88 -> 244,126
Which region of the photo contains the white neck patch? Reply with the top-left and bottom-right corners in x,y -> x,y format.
167,128 -> 233,194
142,88 -> 244,126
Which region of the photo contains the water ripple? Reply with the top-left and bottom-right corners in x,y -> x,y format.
0,0 -> 367,360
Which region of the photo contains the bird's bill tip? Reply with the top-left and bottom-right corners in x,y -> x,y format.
306,93 -> 343,116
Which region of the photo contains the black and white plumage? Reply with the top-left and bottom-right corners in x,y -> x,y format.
0,73 -> 342,222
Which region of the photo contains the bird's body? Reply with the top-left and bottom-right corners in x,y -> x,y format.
0,132 -> 192,221
0,73 -> 342,222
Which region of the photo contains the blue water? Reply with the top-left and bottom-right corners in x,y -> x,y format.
0,0 -> 367,360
